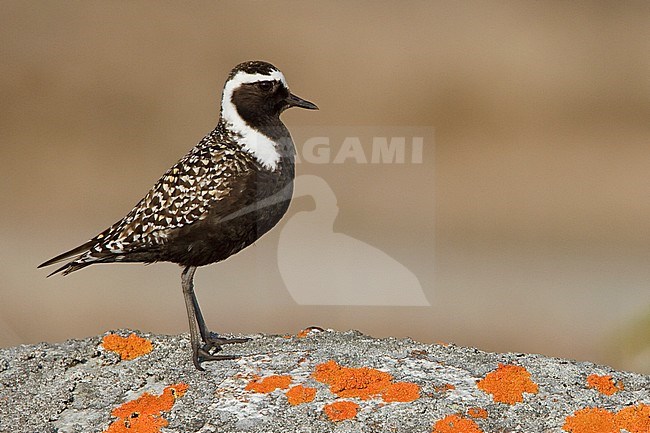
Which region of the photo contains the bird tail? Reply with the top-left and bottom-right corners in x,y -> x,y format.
38,240 -> 96,277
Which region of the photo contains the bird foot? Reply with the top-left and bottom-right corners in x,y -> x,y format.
193,348 -> 239,371
192,332 -> 251,371
204,331 -> 251,348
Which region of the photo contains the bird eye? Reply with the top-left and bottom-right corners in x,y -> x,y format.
257,81 -> 274,92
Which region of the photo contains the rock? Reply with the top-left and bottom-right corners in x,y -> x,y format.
0,329 -> 648,433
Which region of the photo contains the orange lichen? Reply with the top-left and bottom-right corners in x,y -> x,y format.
285,385 -> 316,406
297,326 -> 323,338
614,404 -> 650,433
476,363 -> 538,404
297,329 -> 311,338
323,400 -> 359,421
312,360 -> 420,402
381,382 -> 420,402
313,360 -> 392,399
102,333 -> 153,361
563,404 -> 650,433
434,384 -> 456,392
104,383 -> 189,433
585,374 -> 623,396
563,407 -> 617,433
105,415 -> 166,433
432,414 -> 484,433
245,375 -> 292,393
467,408 -> 488,419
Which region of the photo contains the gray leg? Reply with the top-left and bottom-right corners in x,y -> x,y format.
181,265 -> 243,371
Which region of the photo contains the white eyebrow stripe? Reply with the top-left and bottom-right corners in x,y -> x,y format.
227,70 -> 288,88
220,69 -> 289,171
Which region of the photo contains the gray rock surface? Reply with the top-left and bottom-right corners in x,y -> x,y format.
0,329 -> 648,433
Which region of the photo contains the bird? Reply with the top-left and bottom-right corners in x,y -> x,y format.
38,60 -> 318,370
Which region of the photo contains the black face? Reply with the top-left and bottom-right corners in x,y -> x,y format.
231,82 -> 318,134
227,61 -> 318,133
231,79 -> 292,127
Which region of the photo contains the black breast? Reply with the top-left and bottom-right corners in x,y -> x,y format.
158,144 -> 295,267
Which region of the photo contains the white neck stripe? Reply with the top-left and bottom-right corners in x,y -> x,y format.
220,70 -> 288,171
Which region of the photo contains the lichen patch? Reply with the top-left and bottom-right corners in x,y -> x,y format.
476,363 -> 538,404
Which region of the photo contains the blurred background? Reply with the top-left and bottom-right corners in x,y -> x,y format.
2,1 -> 649,374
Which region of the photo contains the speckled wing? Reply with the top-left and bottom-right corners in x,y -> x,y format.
54,143 -> 250,272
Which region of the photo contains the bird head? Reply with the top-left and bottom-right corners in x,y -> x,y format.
221,61 -> 317,129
